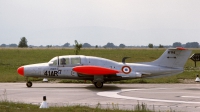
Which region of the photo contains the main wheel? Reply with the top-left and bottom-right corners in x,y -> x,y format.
94,81 -> 103,88
26,81 -> 32,88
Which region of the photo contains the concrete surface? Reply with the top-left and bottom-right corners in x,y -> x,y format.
1,83 -> 200,112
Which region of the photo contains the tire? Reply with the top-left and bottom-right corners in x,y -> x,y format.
94,81 -> 103,88
26,81 -> 32,87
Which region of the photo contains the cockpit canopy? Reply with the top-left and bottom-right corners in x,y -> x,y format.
48,55 -> 81,67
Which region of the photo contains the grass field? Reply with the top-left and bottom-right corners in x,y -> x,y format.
0,100 -> 154,112
0,48 -> 199,83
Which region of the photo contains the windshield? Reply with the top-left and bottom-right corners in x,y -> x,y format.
49,57 -> 58,66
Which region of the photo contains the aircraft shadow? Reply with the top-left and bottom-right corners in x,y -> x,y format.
85,85 -> 122,92
27,84 -> 121,91
28,84 -> 144,93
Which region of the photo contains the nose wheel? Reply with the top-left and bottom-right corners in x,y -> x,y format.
25,77 -> 32,87
26,81 -> 32,87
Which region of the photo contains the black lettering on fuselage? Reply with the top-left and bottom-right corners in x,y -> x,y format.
54,71 -> 58,76
44,71 -> 48,76
51,71 -> 55,76
44,70 -> 61,76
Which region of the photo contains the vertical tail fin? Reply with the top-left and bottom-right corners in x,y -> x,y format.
149,47 -> 192,68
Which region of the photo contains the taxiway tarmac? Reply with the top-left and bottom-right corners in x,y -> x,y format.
1,83 -> 200,112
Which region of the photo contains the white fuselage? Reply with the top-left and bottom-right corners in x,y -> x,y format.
17,48 -> 192,88
22,55 -> 183,81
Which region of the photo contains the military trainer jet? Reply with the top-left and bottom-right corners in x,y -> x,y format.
17,47 -> 191,88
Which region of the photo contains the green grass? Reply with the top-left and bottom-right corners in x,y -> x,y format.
0,88 -> 153,112
0,100 -> 154,112
0,48 -> 199,83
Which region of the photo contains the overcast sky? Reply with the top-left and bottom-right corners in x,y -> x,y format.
0,0 -> 200,46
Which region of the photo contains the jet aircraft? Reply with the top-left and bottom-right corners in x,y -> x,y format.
17,47 -> 191,88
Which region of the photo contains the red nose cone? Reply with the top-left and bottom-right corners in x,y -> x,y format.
17,66 -> 24,76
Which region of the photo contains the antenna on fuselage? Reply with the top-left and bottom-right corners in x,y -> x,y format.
122,57 -> 130,64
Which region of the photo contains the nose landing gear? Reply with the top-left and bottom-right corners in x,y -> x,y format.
26,77 -> 32,87
26,81 -> 32,87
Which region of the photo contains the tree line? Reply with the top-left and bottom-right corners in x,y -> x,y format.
1,37 -> 200,48
148,42 -> 200,48
172,42 -> 199,48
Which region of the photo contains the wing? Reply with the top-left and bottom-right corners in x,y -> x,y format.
73,66 -> 120,75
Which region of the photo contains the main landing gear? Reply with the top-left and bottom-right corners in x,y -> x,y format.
93,76 -> 104,88
26,77 -> 32,88
94,81 -> 103,88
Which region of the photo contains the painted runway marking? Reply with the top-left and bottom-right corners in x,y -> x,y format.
97,88 -> 200,104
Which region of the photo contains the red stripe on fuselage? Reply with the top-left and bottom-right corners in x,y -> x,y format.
73,66 -> 120,75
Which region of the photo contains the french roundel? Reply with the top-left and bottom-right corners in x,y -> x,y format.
121,66 -> 131,74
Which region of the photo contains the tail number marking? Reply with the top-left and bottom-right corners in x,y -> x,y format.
44,70 -> 62,76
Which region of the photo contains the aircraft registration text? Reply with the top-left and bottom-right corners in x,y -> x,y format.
44,70 -> 62,76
